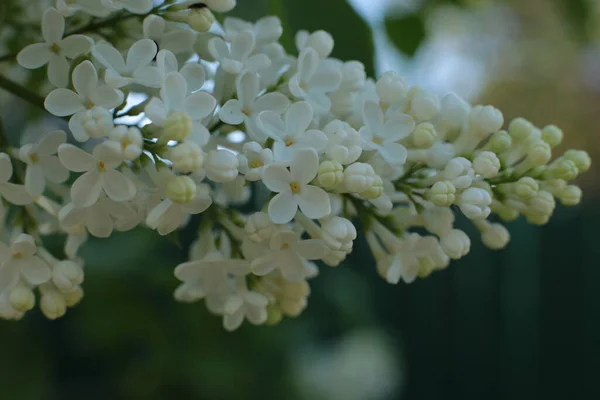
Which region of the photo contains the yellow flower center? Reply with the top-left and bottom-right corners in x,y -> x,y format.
241,108 -> 251,116
285,137 -> 295,147
98,161 -> 106,172
50,43 -> 61,54
28,153 -> 39,164
372,137 -> 383,145
12,252 -> 22,259
121,137 -> 133,150
281,243 -> 290,250
249,160 -> 263,169
290,182 -> 300,194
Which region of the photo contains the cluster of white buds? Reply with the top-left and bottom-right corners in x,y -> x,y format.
0,1 -> 589,329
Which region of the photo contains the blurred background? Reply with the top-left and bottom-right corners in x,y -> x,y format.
1,0 -> 599,398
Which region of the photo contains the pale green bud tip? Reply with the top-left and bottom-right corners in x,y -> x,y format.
515,177 -> 539,200
488,131 -> 512,153
560,185 -> 582,206
428,181 -> 456,207
564,150 -> 591,173
265,304 -> 283,326
508,118 -> 535,141
541,125 -> 563,148
318,160 -> 344,189
164,112 -> 193,142
167,176 -> 197,204
412,123 -> 437,149
9,286 -> 35,312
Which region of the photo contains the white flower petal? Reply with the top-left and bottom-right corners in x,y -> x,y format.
86,206 -> 113,238
223,309 -> 244,331
381,115 -> 415,142
123,0 -> 153,14
297,129 -> 328,153
290,148 -> 318,185
145,97 -> 168,125
231,31 -> 255,60
296,239 -> 327,260
297,185 -> 331,219
0,183 -> 33,205
72,61 -> 98,99
208,37 -> 231,60
90,85 -> 123,109
253,93 -> 290,114
378,143 -> 408,166
102,169 -> 135,202
47,54 -> 70,88
237,72 -> 260,108
20,256 -> 51,285
257,111 -> 286,140
143,14 -> 165,38
42,8 -> 65,44
68,113 -> 90,142
126,39 -> 157,70
17,43 -> 51,69
0,262 -> 19,294
285,101 -> 313,135
280,254 -> 307,282
157,49 -> 178,75
146,199 -> 173,230
179,63 -> 206,92
162,72 -> 188,110
133,66 -> 163,88
363,101 -> 383,133
268,191 -> 297,224
310,67 -> 342,93
174,261 -> 203,281
183,91 -> 216,120
60,35 -> 93,58
58,144 -> 95,172
219,99 -> 245,125
25,165 -> 45,197
262,164 -> 291,192
71,170 -> 103,207
37,130 -> 66,156
92,43 -> 126,71
297,48 -> 318,82
42,156 -> 70,183
45,89 -> 83,116
181,196 -> 212,215
244,54 -> 271,72
0,153 -> 13,182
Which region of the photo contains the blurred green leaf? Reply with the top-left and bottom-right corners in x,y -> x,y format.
384,13 -> 427,57
559,0 -> 589,42
283,0 -> 375,76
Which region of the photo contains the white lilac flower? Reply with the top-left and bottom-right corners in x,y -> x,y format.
0,235 -> 52,295
147,49 -> 207,91
17,8 -> 93,87
262,148 -> 331,224
58,143 -> 136,207
143,15 -> 196,55
323,120 -> 362,165
102,126 -> 144,161
288,48 -> 342,113
295,30 -> 335,59
222,276 -> 268,331
59,196 -> 135,238
145,168 -> 212,236
19,130 -> 69,198
145,72 -> 216,146
223,16 -> 283,48
237,142 -> 273,181
208,31 -> 271,75
359,101 -> 414,166
44,61 -> 124,142
56,0 -> 112,17
248,230 -> 326,282
258,101 -> 327,162
91,39 -> 158,89
0,154 -> 33,205
219,71 -> 290,142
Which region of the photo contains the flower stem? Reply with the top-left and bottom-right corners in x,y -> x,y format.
0,74 -> 46,111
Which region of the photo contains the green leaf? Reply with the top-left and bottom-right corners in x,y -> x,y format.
384,13 -> 427,57
283,0 -> 375,76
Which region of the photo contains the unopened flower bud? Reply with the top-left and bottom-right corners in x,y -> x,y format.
508,118 -> 535,141
245,212 -> 275,243
542,125 -> 563,148
40,290 -> 67,320
428,181 -> 456,207
205,149 -> 239,183
469,105 -> 504,134
412,122 -> 437,148
81,106 -> 113,139
487,131 -> 512,153
376,71 -> 407,104
559,185 -> 582,206
343,162 -> 382,198
545,159 -> 578,180
440,229 -> 471,260
166,4 -> 216,32
163,112 -> 193,142
52,261 -> 84,292
321,217 -> 357,252
204,0 -> 237,13
318,161 -> 344,189
473,151 -> 501,178
63,286 -> 84,307
437,93 -> 470,132
514,177 -> 538,200
9,285 -> 35,312
168,142 -> 204,173
527,141 -> 552,167
458,187 -> 492,220
409,87 -> 440,121
265,303 -> 283,326
563,150 -> 591,173
304,30 -> 334,58
167,176 -> 197,204
481,223 -> 510,250
528,190 -> 555,216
